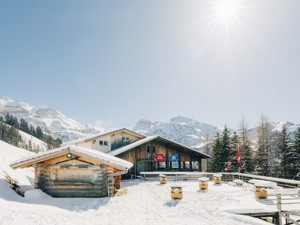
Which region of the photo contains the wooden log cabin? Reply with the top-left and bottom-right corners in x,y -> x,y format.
107,136 -> 211,178
63,128 -> 211,178
10,145 -> 133,197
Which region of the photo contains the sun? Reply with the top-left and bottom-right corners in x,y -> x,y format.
214,0 -> 238,22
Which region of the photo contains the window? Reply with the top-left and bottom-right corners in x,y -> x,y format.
121,136 -> 130,142
158,162 -> 166,168
146,146 -> 156,153
172,162 -> 179,169
100,140 -> 108,146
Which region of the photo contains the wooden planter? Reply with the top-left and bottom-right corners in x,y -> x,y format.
255,185 -> 268,199
213,175 -> 222,184
199,177 -> 209,190
159,174 -> 167,184
171,186 -> 183,200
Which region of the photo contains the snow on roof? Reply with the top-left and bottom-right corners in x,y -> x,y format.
62,128 -> 145,145
108,135 -> 211,158
10,145 -> 133,171
109,136 -> 159,156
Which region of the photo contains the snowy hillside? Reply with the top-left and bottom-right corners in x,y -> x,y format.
133,116 -> 223,149
18,129 -> 48,152
0,96 -> 104,142
247,121 -> 300,141
0,140 -> 274,225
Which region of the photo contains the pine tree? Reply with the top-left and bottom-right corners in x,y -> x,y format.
277,127 -> 293,178
238,118 -> 254,173
291,127 -> 300,179
20,118 -> 29,133
221,125 -> 232,165
35,126 -> 44,140
29,125 -> 36,137
210,133 -> 223,172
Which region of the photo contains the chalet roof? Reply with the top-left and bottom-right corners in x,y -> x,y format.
10,145 -> 133,171
62,128 -> 146,145
108,136 -> 211,158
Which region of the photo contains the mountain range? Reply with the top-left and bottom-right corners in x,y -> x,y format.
0,96 -> 104,142
1,96 -> 299,147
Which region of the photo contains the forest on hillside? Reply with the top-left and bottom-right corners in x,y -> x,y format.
207,116 -> 300,180
0,113 -> 62,151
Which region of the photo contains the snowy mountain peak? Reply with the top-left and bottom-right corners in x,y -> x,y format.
170,115 -> 198,125
133,116 -> 222,149
0,96 -> 104,142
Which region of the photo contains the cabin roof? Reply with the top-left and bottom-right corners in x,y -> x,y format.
108,136 -> 211,158
62,128 -> 146,146
10,145 -> 133,171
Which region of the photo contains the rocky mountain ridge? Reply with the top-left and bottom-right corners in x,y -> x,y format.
0,96 -> 104,142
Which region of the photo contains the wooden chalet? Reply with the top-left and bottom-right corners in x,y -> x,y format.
63,128 -> 145,153
108,136 -> 211,178
62,129 -> 211,178
10,145 -> 133,198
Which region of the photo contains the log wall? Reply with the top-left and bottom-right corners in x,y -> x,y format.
34,155 -> 111,198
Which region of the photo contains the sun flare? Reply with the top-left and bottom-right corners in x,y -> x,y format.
215,0 -> 238,22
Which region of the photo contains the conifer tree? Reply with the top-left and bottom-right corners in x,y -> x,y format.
238,118 -> 254,173
35,126 -> 44,140
210,133 -> 223,172
20,118 -> 29,133
221,126 -> 232,165
291,127 -> 300,179
277,127 -> 292,178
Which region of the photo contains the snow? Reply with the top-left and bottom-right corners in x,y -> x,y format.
11,145 -> 134,171
1,140 -> 300,225
0,96 -> 104,142
24,189 -> 51,200
19,130 -> 48,152
133,116 -> 223,149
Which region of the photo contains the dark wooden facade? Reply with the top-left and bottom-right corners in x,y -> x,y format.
116,138 -> 206,178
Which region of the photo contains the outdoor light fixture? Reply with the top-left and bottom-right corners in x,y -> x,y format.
66,153 -> 72,158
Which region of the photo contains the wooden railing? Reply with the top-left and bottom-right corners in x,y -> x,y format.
139,172 -> 300,188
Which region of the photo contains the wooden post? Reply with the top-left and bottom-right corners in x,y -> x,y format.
178,154 -> 181,171
276,194 -> 283,225
189,161 -> 192,171
198,159 -> 202,172
166,144 -> 168,171
134,148 -> 137,178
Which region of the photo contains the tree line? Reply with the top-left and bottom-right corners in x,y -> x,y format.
208,116 -> 300,180
0,113 -> 62,150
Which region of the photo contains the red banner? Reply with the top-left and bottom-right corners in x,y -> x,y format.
236,150 -> 241,163
154,153 -> 166,162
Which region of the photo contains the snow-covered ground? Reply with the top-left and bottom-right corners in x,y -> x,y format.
1,140 -> 299,225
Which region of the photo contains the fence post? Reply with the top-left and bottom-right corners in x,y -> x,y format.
277,194 -> 282,225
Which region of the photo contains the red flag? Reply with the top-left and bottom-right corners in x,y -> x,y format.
236,150 -> 241,163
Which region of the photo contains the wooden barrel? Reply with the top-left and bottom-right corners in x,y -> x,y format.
255,186 -> 268,199
160,177 -> 167,184
199,181 -> 208,190
159,174 -> 167,184
214,177 -> 222,184
171,186 -> 183,200
198,177 -> 209,190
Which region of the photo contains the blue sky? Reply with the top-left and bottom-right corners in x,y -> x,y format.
1,0 -> 300,129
